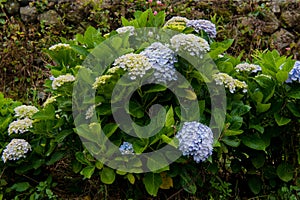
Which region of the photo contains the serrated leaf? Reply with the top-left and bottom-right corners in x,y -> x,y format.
251,153 -> 265,169
248,176 -> 262,195
100,167 -> 116,184
241,133 -> 269,151
80,166 -> 95,179
274,113 -> 291,126
11,182 -> 31,192
143,173 -> 162,197
276,163 -> 294,182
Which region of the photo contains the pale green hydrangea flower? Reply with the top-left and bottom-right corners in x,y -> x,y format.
170,34 -> 210,58
1,139 -> 31,163
52,74 -> 75,90
92,75 -> 113,89
14,105 -> 39,119
8,118 -> 34,135
235,63 -> 261,73
213,73 -> 247,93
113,53 -> 152,80
43,96 -> 57,107
49,43 -> 71,51
164,16 -> 189,31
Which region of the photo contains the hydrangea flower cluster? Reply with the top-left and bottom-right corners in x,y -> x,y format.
52,74 -> 76,90
119,142 -> 134,155
170,34 -> 210,58
85,105 -> 96,120
286,61 -> 300,83
176,121 -> 213,163
14,105 -> 39,119
8,118 -> 34,135
164,16 -> 189,31
49,43 -> 71,51
43,96 -> 57,107
140,42 -> 178,83
93,75 -> 113,89
235,63 -> 262,73
113,53 -> 152,80
116,26 -> 135,36
186,19 -> 217,38
213,73 -> 248,93
1,139 -> 31,163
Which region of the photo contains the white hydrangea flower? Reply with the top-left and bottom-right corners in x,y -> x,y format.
113,53 -> 153,80
170,34 -> 210,58
186,19 -> 217,38
176,121 -> 213,163
85,105 -> 96,120
140,42 -> 178,83
14,105 -> 39,119
43,96 -> 57,107
52,74 -> 75,90
213,73 -> 248,93
8,118 -> 34,135
92,75 -> 113,89
116,26 -> 135,36
49,43 -> 71,51
1,139 -> 31,163
235,63 -> 262,73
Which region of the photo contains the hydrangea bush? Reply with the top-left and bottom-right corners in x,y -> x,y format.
0,9 -> 299,199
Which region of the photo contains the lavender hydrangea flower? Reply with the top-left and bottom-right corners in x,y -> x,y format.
170,34 -> 210,58
1,139 -> 31,163
286,61 -> 300,83
140,42 -> 178,83
176,121 -> 213,163
186,19 -> 217,38
119,142 -> 134,155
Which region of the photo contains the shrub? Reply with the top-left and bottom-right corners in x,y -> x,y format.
0,9 -> 299,199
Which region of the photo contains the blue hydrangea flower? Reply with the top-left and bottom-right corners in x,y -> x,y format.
186,19 -> 217,38
119,142 -> 134,155
286,61 -> 300,83
140,42 -> 178,84
176,121 -> 213,163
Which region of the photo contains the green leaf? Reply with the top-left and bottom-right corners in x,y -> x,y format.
145,85 -> 167,93
248,176 -> 262,195
274,113 -> 291,126
103,123 -> 118,138
75,152 -> 92,166
224,129 -> 243,136
72,160 -> 82,173
146,153 -> 169,172
221,137 -> 241,147
209,39 -> 234,59
288,88 -> 300,99
241,133 -> 269,151
80,166 -> 95,179
46,151 -> 65,165
165,106 -> 174,127
276,163 -> 294,182
127,173 -> 135,184
32,104 -> 55,120
11,182 -> 31,192
143,173 -> 162,197
287,102 -> 300,117
55,129 -> 73,143
276,71 -> 289,83
100,167 -> 116,184
256,102 -> 271,113
251,153 -> 265,169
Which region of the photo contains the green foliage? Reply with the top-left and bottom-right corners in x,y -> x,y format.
0,9 -> 299,200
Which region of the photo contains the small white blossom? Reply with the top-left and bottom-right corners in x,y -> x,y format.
213,73 -> 248,93
113,53 -> 152,80
176,121 -> 213,163
170,34 -> 210,58
1,139 -> 31,163
8,118 -> 34,135
186,19 -> 217,38
116,26 -> 135,36
52,74 -> 75,90
14,105 -> 39,119
49,43 -> 71,51
235,63 -> 262,73
85,105 -> 96,120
